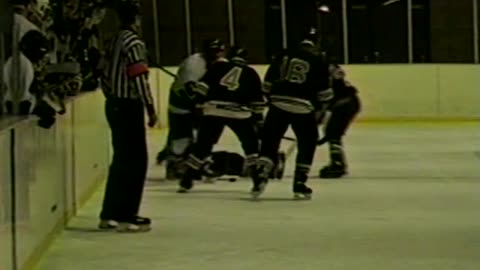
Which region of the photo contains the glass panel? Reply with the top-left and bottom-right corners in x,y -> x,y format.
265,0 -> 283,62
317,0 -> 344,63
233,0 -> 266,64
190,0 -> 229,53
347,0 -> 408,63
430,0 -> 474,63
156,0 -> 188,66
412,0 -> 430,62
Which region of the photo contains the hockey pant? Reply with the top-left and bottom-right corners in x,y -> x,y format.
183,116 -> 259,178
254,106 -> 318,184
322,94 -> 361,167
159,111 -> 197,161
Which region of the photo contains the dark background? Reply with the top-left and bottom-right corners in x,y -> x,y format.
60,0 -> 480,66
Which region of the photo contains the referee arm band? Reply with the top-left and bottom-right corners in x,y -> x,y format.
127,62 -> 149,78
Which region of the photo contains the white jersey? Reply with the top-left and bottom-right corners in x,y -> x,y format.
168,53 -> 228,114
3,53 -> 36,111
171,53 -> 208,92
13,13 -> 40,43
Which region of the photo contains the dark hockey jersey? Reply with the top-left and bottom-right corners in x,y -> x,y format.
332,80 -> 357,101
263,46 -> 333,114
195,58 -> 266,119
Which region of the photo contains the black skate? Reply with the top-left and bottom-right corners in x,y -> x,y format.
293,182 -> 313,200
99,216 -> 151,233
177,174 -> 194,193
319,164 -> 347,179
156,149 -> 170,165
250,179 -> 268,200
98,219 -> 118,230
116,216 -> 152,233
166,160 -> 178,180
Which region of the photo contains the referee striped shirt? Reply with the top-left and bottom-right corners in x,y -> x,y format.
101,29 -> 154,112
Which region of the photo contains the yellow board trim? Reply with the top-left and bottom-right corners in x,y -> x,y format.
21,216 -> 66,270
356,117 -> 480,123
23,172 -> 107,270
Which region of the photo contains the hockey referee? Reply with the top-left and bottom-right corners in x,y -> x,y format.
98,0 -> 157,232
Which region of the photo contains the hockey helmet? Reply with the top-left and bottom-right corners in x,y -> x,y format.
115,0 -> 141,25
300,27 -> 318,47
19,30 -> 50,63
203,38 -> 226,54
330,64 -> 345,80
228,46 -> 248,62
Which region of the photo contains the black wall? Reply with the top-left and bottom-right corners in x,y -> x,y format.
430,0 -> 474,62
140,0 -> 479,65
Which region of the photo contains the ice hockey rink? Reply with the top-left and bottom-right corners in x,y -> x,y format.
36,121 -> 480,270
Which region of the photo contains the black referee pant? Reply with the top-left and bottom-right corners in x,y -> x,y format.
100,97 -> 148,222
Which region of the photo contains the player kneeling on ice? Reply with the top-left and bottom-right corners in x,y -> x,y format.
317,65 -> 361,178
250,28 -> 333,200
177,47 -> 266,193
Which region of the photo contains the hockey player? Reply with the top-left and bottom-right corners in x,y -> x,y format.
177,46 -> 265,193
251,28 -> 333,200
156,39 -> 226,179
318,64 -> 361,178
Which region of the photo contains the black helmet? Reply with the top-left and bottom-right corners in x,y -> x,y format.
228,46 -> 248,64
19,30 -> 50,63
300,27 -> 318,47
202,38 -> 226,54
329,64 -> 345,79
115,0 -> 140,25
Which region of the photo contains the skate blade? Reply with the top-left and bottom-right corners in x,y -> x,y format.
116,224 -> 151,233
320,171 -> 348,179
294,193 -> 312,200
177,188 -> 190,193
250,191 -> 263,201
98,225 -> 117,231
250,183 -> 267,201
203,177 -> 217,184
320,174 -> 344,179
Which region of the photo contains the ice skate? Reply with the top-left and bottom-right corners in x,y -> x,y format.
116,216 -> 152,233
293,182 -> 313,200
250,181 -> 267,200
98,219 -> 118,230
177,172 -> 194,193
319,162 -> 347,179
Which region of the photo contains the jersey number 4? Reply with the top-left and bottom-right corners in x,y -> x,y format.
220,67 -> 243,91
281,57 -> 310,84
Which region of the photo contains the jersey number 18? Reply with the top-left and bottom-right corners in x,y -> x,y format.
281,57 -> 310,84
220,67 -> 243,91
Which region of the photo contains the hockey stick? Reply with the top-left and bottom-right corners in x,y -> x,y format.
283,135 -> 328,146
150,63 -> 177,78
282,136 -> 296,142
158,66 -> 177,78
